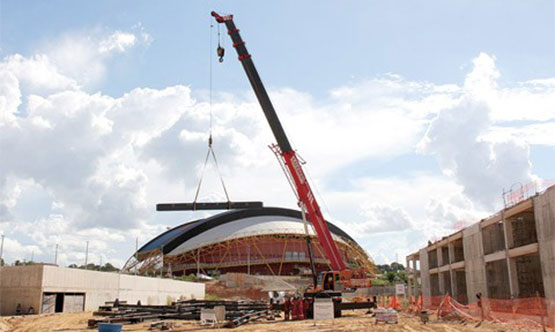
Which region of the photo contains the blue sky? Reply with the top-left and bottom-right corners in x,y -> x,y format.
3,1 -> 554,95
1,1 -> 554,267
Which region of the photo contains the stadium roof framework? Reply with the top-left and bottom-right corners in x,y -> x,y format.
123,207 -> 374,277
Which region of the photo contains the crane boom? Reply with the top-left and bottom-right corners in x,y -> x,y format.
211,11 -> 346,271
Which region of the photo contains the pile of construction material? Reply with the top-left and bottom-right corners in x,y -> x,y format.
88,299 -> 280,328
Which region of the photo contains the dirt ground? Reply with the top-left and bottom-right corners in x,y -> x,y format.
0,310 -> 544,332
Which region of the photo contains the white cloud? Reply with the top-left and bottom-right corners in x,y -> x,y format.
419,53 -> 534,209
1,39 -> 554,267
358,204 -> 413,233
0,54 -> 78,93
98,31 -> 137,54
486,122 -> 555,146
41,28 -> 150,88
0,235 -> 42,263
0,69 -> 22,127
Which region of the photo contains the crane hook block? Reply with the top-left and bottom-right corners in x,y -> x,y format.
217,46 -> 225,63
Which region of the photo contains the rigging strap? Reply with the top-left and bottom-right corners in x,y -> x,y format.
193,135 -> 231,206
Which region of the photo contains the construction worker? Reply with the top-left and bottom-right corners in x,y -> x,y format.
476,292 -> 484,321
291,296 -> 300,321
283,296 -> 291,321
298,297 -> 306,320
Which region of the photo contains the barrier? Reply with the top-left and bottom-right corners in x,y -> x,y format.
388,295 -> 401,309
406,293 -> 555,329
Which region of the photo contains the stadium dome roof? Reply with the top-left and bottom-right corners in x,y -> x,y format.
139,207 -> 356,256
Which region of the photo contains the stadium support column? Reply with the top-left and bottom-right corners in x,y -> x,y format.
247,245 -> 251,275
197,248 -> 200,276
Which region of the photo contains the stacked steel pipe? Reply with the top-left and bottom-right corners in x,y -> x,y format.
88,299 -> 280,328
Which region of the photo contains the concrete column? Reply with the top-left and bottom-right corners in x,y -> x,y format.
413,258 -> 422,297
438,270 -> 445,294
414,257 -> 420,298
463,223 -> 488,302
437,247 -> 443,267
450,270 -> 457,298
532,188 -> 555,301
419,248 -> 431,306
501,211 -> 516,298
508,258 -> 519,297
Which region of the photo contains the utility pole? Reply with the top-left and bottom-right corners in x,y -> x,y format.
54,244 -> 58,265
85,241 -> 89,269
0,234 -> 5,266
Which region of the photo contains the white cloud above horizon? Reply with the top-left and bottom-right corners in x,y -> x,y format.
1,27 -> 554,268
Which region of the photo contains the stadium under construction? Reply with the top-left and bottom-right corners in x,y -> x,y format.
122,207 -> 375,277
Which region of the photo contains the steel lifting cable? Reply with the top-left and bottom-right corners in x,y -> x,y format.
193,137 -> 231,204
193,18 -> 230,207
210,18 -> 213,134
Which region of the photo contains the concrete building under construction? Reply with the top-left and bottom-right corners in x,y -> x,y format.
406,185 -> 555,310
123,207 -> 374,277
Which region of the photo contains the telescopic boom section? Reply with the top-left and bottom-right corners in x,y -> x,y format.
211,11 -> 346,271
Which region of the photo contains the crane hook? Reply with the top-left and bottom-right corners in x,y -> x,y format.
217,45 -> 225,63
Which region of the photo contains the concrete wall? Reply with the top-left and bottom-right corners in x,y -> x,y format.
533,187 -> 555,326
419,248 -> 431,306
118,274 -> 204,307
41,266 -> 121,311
0,265 -> 205,315
533,187 -> 555,300
0,265 -> 43,316
462,223 -> 487,302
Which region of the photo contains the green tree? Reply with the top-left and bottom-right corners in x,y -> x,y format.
390,262 -> 405,272
101,263 -> 119,272
386,271 -> 396,283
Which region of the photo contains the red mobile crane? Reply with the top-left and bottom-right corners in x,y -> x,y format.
211,12 -> 372,302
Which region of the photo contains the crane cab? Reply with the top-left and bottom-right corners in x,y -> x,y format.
319,269 -> 372,292
321,271 -> 343,291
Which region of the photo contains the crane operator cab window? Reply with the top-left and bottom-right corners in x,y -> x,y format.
334,273 -> 344,291
323,273 -> 334,290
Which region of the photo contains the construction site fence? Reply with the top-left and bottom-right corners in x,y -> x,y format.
379,294 -> 555,330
